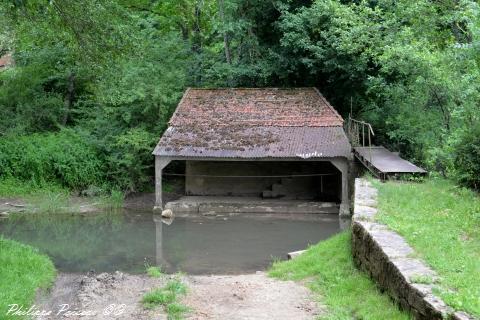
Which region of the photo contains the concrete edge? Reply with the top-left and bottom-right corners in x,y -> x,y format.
164,198 -> 340,215
351,178 -> 476,320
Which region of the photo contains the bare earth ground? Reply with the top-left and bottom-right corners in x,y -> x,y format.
183,273 -> 321,320
34,272 -> 321,320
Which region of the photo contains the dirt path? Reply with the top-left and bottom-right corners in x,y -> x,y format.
183,273 -> 321,320
34,272 -> 321,320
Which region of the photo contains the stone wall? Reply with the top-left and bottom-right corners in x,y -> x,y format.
351,179 -> 474,320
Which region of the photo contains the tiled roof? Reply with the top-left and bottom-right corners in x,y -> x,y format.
169,88 -> 343,127
154,126 -> 351,159
153,88 -> 351,159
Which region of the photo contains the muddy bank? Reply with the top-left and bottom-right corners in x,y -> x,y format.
0,188 -> 181,217
34,272 -> 321,320
35,272 -> 168,320
0,178 -> 184,216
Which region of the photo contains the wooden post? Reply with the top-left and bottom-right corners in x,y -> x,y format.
362,125 -> 365,147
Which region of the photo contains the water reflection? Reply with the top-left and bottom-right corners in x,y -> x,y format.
0,211 -> 346,274
154,213 -> 346,274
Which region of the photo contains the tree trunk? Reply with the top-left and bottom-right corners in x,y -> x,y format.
192,2 -> 202,54
63,72 -> 75,126
192,1 -> 203,85
218,0 -> 231,64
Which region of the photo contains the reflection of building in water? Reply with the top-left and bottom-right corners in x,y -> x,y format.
153,215 -> 163,266
152,215 -> 343,275
153,215 -> 188,273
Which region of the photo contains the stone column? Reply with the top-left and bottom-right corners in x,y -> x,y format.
331,158 -> 350,216
154,156 -> 171,211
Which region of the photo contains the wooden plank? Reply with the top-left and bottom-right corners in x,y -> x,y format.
354,147 -> 426,177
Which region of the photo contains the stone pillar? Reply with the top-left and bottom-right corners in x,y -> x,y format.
154,156 -> 171,211
331,158 -> 350,216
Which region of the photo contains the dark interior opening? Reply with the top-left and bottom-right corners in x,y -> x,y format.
183,160 -> 341,202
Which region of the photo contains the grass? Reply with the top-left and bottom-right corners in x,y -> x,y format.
410,274 -> 436,285
146,266 -> 163,278
0,177 -> 76,214
142,276 -> 189,319
97,190 -> 124,212
375,178 -> 480,317
0,177 -> 124,214
143,289 -> 176,306
0,177 -> 66,197
0,237 -> 56,319
25,192 -> 72,214
269,232 -> 412,320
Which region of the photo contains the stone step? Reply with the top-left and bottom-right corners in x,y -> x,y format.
165,197 -> 339,214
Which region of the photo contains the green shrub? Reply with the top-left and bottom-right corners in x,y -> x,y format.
453,125 -> 480,190
142,289 -> 176,308
0,130 -> 104,190
146,266 -> 163,278
0,176 -> 66,197
105,128 -> 157,193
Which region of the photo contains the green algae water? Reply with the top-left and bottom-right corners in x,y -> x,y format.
0,211 -> 343,274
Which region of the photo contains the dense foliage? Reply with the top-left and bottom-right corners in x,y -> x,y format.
0,131 -> 103,189
0,0 -> 479,192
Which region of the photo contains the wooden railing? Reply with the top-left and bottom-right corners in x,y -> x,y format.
345,117 -> 375,147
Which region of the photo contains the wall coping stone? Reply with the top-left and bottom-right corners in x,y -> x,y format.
351,178 -> 476,320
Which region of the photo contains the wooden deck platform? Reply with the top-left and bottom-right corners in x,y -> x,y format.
354,146 -> 426,180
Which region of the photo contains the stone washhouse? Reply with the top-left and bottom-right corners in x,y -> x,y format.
152,88 -> 353,216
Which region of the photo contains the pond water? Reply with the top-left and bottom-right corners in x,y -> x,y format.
0,211 -> 345,274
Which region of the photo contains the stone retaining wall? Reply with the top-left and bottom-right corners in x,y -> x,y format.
351,179 -> 474,320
